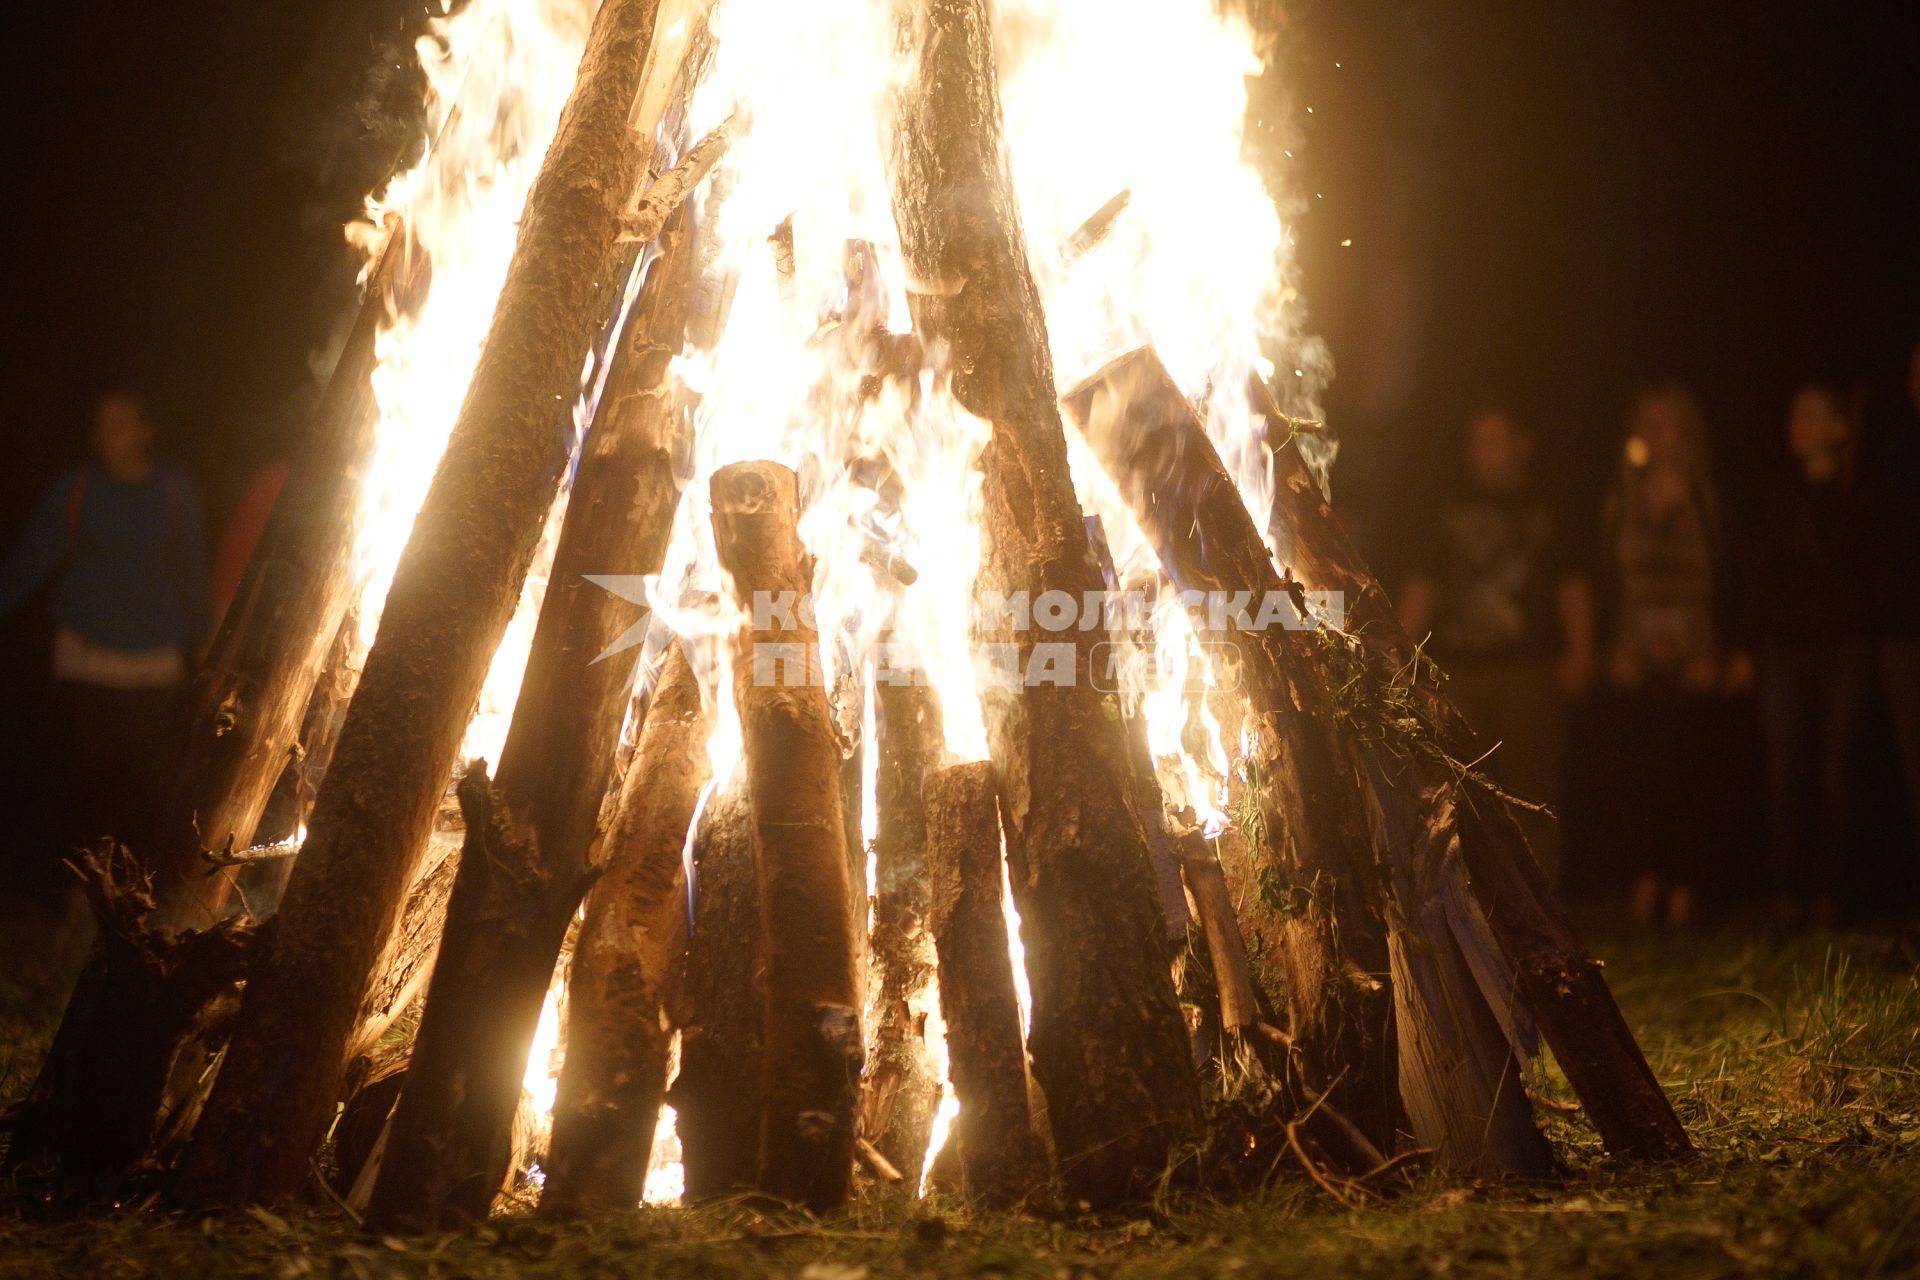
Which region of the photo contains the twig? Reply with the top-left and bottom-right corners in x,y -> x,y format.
854,1136 -> 903,1184
619,113 -> 737,245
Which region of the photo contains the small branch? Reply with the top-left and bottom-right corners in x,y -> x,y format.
619,114 -> 737,245
855,1136 -> 903,1184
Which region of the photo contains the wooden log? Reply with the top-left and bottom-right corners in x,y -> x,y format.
1168,824 -> 1259,1036
1061,350 -> 1404,1153
152,223 -> 420,929
365,193 -> 702,1233
923,762 -> 1047,1209
709,460 -> 863,1213
1248,381 -> 1694,1162
668,782 -> 762,1201
0,846 -> 253,1200
540,642 -> 710,1217
173,0 -> 669,1207
858,677 -> 944,1191
885,0 -> 1199,1207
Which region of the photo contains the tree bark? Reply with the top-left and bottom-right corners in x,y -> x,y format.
668,782 -> 763,1202
924,761 -> 1047,1208
1248,380 -> 1693,1162
858,677 -> 944,1192
540,642 -> 710,1217
885,0 -> 1200,1207
0,846 -> 253,1200
152,224 -> 421,930
1062,349 -> 1402,1152
173,0 -> 666,1207
709,460 -> 863,1213
365,191 -> 700,1233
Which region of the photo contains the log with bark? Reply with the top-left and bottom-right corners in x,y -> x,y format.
668,782 -> 763,1201
858,677 -> 945,1192
1246,379 -> 1693,1162
173,0 -> 671,1207
539,642 -> 710,1217
1062,350 -> 1408,1157
709,460 -> 864,1213
923,761 -> 1048,1209
153,221 -> 421,930
886,0 -> 1200,1207
365,192 -> 703,1233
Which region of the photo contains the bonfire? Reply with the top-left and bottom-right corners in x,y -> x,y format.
3,0 -> 1688,1231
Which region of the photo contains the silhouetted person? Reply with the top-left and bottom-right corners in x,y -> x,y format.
1400,407 -> 1595,876
1754,385 -> 1874,928
0,392 -> 209,869
1599,386 -> 1751,928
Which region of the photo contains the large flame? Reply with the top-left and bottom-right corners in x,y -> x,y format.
339,0 -> 1316,1206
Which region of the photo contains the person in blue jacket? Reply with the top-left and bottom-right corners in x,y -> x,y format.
0,391 -> 209,866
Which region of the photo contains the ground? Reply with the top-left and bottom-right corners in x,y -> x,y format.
2,897 -> 1917,1279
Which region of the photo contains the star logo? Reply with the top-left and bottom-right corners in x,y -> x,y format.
582,575 -> 654,665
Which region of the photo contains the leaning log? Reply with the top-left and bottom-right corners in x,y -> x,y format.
923,762 -> 1048,1209
366,195 -> 702,1233
153,222 -> 419,929
886,0 -> 1200,1207
668,782 -> 763,1201
1062,351 -> 1406,1154
540,642 -> 710,1217
1248,380 -> 1694,1162
858,677 -> 945,1191
173,0 -> 668,1207
710,460 -> 864,1213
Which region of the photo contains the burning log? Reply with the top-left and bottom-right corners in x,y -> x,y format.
364,190 -> 703,1232
1169,823 -> 1259,1037
0,846 -> 253,1200
1062,350 -> 1404,1155
669,783 -> 763,1201
154,221 -> 419,929
539,642 -> 711,1217
1248,381 -> 1694,1163
858,678 -> 945,1190
173,0 -> 673,1207
923,762 -> 1047,1209
886,0 -> 1200,1206
710,460 -> 864,1213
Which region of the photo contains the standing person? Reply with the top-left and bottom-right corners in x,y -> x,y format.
1754,385 -> 1875,928
1869,338 -> 1920,867
1399,406 -> 1597,877
0,392 -> 210,872
1599,386 -> 1751,928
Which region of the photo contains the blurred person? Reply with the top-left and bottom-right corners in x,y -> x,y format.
1754,385 -> 1874,928
1598,386 -> 1751,928
1868,338 -> 1920,864
0,392 -> 209,869
1399,406 -> 1596,875
210,455 -> 289,629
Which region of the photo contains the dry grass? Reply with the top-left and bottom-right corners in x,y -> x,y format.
3,897 -> 1917,1279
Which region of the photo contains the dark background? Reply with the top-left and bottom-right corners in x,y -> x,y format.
1,1 -> 1916,897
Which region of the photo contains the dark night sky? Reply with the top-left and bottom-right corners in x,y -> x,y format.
1,0 -> 1916,545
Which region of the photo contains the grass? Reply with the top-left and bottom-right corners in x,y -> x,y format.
2,898 -> 1918,1279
